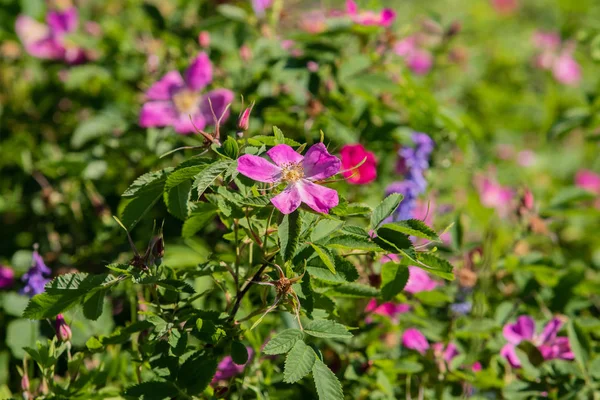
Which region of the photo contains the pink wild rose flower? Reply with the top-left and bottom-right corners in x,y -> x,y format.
500,316 -> 574,368
475,175 -> 514,216
237,144 -> 341,214
364,299 -> 410,323
139,53 -> 234,134
15,7 -> 87,64
533,32 -> 581,86
0,265 -> 14,289
340,144 -> 377,185
212,347 -> 254,384
405,266 -> 439,294
251,0 -> 273,16
402,328 -> 429,355
346,0 -> 396,27
575,170 -> 600,194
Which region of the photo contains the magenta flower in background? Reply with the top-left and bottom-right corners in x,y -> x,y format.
251,0 -> 273,16
340,144 -> 377,185
575,170 -> 600,194
345,0 -> 396,27
15,7 -> 86,64
212,347 -> 254,384
364,299 -> 410,323
21,250 -> 51,297
402,328 -> 429,355
0,266 -> 15,289
500,316 -> 574,368
404,266 -> 439,294
491,0 -> 518,15
237,144 -> 341,214
533,32 -> 581,86
432,342 -> 460,363
139,53 -> 234,134
474,175 -> 514,216
394,37 -> 433,75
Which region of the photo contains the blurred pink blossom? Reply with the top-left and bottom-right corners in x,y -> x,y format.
364,299 -> 410,323
405,266 -> 438,294
212,347 -> 254,384
533,32 -> 581,86
251,0 -> 273,17
474,175 -> 514,216
394,36 -> 433,75
402,328 -> 429,354
501,316 -> 573,368
517,150 -> 536,167
575,170 -> 600,194
0,265 -> 14,289
491,0 -> 519,15
345,0 -> 395,27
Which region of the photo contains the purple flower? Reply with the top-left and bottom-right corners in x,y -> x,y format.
21,250 -> 51,297
404,266 -> 438,294
15,7 -> 87,64
251,0 -> 273,16
450,301 -> 473,315
212,347 -> 254,384
346,0 -> 396,27
402,328 -> 429,355
500,316 -> 574,368
237,143 -> 341,214
364,298 -> 410,323
139,53 -> 234,134
0,265 -> 15,289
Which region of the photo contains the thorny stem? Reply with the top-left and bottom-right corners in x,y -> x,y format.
229,260 -> 273,320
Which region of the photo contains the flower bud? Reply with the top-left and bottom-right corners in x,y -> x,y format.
198,31 -> 210,48
21,372 -> 30,392
55,314 -> 72,342
239,45 -> 252,62
152,235 -> 165,259
237,103 -> 254,131
446,21 -> 462,37
521,189 -> 534,211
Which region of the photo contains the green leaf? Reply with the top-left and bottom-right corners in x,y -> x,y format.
307,256 -> 358,284
177,352 -> 218,395
86,337 -> 103,352
284,340 -> 316,383
567,320 -> 591,371
71,110 -> 127,149
304,320 -> 352,339
310,244 -> 336,274
279,211 -> 302,262
516,341 -> 545,367
415,253 -> 454,281
192,160 -> 233,199
165,160 -> 210,192
164,180 -> 192,220
326,283 -> 379,298
339,54 -> 372,81
311,220 -> 344,242
124,381 -> 178,400
380,262 -> 409,301
273,126 -> 286,144
312,358 -> 344,400
23,273 -> 114,319
326,235 -> 381,252
82,289 -> 105,321
123,169 -> 170,197
370,194 -> 403,229
246,135 -> 300,147
373,226 -> 412,253
378,220 -> 440,241
231,341 -> 249,365
6,319 -> 39,359
121,170 -> 171,230
263,329 -> 305,355
222,136 -> 239,159
182,202 -> 218,238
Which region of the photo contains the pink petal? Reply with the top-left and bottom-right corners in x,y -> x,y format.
296,180 -> 339,213
15,16 -> 63,60
471,362 -> 482,372
443,343 -> 460,362
537,318 -> 562,344
552,53 -> 581,86
340,144 -> 377,185
173,112 -> 206,135
146,71 -> 185,101
200,89 -> 235,125
503,316 -> 535,344
575,170 -> 600,194
185,53 -> 213,91
394,37 -> 417,57
500,344 -> 521,368
267,144 -> 304,166
346,0 -> 358,15
405,266 -> 438,294
302,143 -> 341,181
380,9 -> 396,27
47,7 -> 78,34
407,50 -> 433,75
139,101 -> 178,128
271,184 -> 302,214
237,155 -> 282,183
402,328 -> 429,355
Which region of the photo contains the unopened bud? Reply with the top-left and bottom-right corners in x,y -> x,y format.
214,386 -> 229,398
521,189 -> 534,211
446,21 -> 462,37
21,373 -> 30,392
55,314 -> 72,342
198,31 -> 210,48
152,235 -> 165,259
237,103 -> 254,131
307,61 -> 319,72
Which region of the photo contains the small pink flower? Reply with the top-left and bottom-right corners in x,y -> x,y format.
575,170 -> 600,194
251,0 -> 273,17
517,150 -> 536,167
474,175 -> 514,216
432,342 -> 460,363
55,314 -> 72,342
139,53 -> 234,134
402,328 -> 429,355
237,144 -> 341,214
552,52 -> 581,86
500,316 -> 573,368
0,266 -> 14,289
212,347 -> 254,384
491,0 -> 518,15
365,299 -> 410,323
15,7 -> 87,64
307,61 -> 319,72
393,37 -> 433,75
340,144 -> 377,185
346,0 -> 395,27
405,266 -> 438,294
198,31 -> 210,48
532,32 -> 582,86
471,361 -> 482,372
238,104 -> 253,131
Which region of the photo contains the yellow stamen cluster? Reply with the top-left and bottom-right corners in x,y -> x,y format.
172,89 -> 200,114
281,163 -> 304,182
